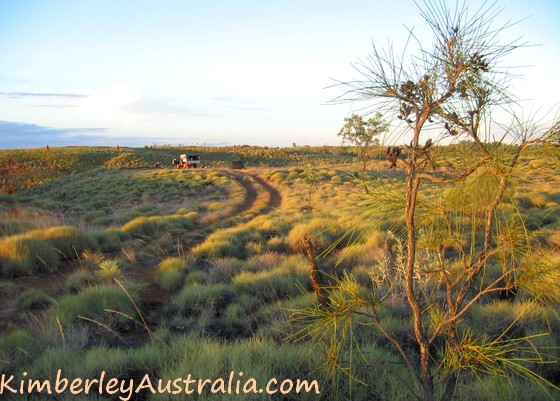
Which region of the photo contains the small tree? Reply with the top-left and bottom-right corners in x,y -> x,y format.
295,1 -> 560,401
338,113 -> 388,190
303,163 -> 319,210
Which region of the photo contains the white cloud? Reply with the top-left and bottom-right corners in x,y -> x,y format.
76,84 -> 142,120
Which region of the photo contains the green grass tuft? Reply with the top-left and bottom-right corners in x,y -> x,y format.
0,234 -> 60,276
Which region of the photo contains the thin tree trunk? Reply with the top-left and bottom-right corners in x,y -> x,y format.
303,236 -> 328,307
405,144 -> 434,400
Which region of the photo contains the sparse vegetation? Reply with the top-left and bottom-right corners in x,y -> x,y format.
0,139 -> 557,401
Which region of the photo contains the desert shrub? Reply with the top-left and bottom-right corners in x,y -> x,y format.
0,329 -> 36,354
184,270 -> 211,286
156,257 -> 188,291
81,209 -> 107,224
94,228 -> 131,252
172,283 -> 237,317
157,268 -> 185,292
79,249 -> 106,268
0,234 -> 60,276
31,225 -> 98,260
217,302 -> 255,338
363,229 -> 391,247
249,214 -> 291,236
268,171 -> 288,182
244,252 -> 281,272
79,345 -> 130,376
65,269 -> 99,293
245,241 -> 264,256
266,236 -> 286,252
26,347 -> 82,378
330,175 -> 343,184
207,257 -> 244,283
96,260 -> 124,283
0,329 -> 37,372
286,217 -> 343,252
17,288 -> 54,310
191,238 -> 239,259
159,214 -> 197,233
183,210 -> 199,221
121,216 -> 158,237
133,204 -> 161,215
53,284 -> 138,327
232,256 -> 309,302
157,256 -> 188,273
122,214 -> 196,238
192,225 -> 267,260
334,243 -> 369,268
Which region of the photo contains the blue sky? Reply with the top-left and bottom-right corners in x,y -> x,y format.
0,0 -> 558,149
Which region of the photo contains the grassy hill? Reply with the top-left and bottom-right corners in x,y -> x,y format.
0,144 -> 558,400
0,145 -> 359,194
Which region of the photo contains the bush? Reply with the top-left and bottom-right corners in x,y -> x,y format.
286,217 -> 342,252
94,228 -> 131,252
232,256 -> 309,302
80,346 -> 130,376
0,234 -> 60,276
157,268 -> 185,292
96,260 -> 124,283
191,238 -> 239,260
81,210 -> 108,224
192,226 -> 264,260
65,269 -> 99,293
216,303 -> 254,339
54,284 -> 138,327
31,225 -> 99,260
172,283 -> 237,317
157,256 -> 188,273
184,270 -> 210,286
0,329 -> 36,352
122,215 -> 196,238
244,252 -> 281,272
0,329 -> 37,371
121,216 -> 158,237
207,257 -> 244,283
155,257 -> 188,291
17,288 -> 54,310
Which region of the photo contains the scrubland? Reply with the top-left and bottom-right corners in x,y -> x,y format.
0,145 -> 558,400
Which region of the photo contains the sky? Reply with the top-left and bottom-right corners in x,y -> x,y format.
0,0 -> 559,149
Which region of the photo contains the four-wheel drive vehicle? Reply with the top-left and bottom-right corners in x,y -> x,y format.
173,154 -> 201,168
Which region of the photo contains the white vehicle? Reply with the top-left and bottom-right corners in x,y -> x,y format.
173,154 -> 201,169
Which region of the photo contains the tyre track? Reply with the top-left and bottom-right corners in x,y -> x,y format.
137,170 -> 281,303
0,170 -> 283,316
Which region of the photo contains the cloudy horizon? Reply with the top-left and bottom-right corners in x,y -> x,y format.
1,0 -> 558,149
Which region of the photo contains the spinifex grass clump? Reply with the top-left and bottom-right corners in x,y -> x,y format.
53,283 -> 139,328
0,234 -> 59,276
96,260 -> 124,284
156,256 -> 189,291
30,225 -> 99,260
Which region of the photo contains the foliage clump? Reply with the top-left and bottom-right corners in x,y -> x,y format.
0,234 -> 60,276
